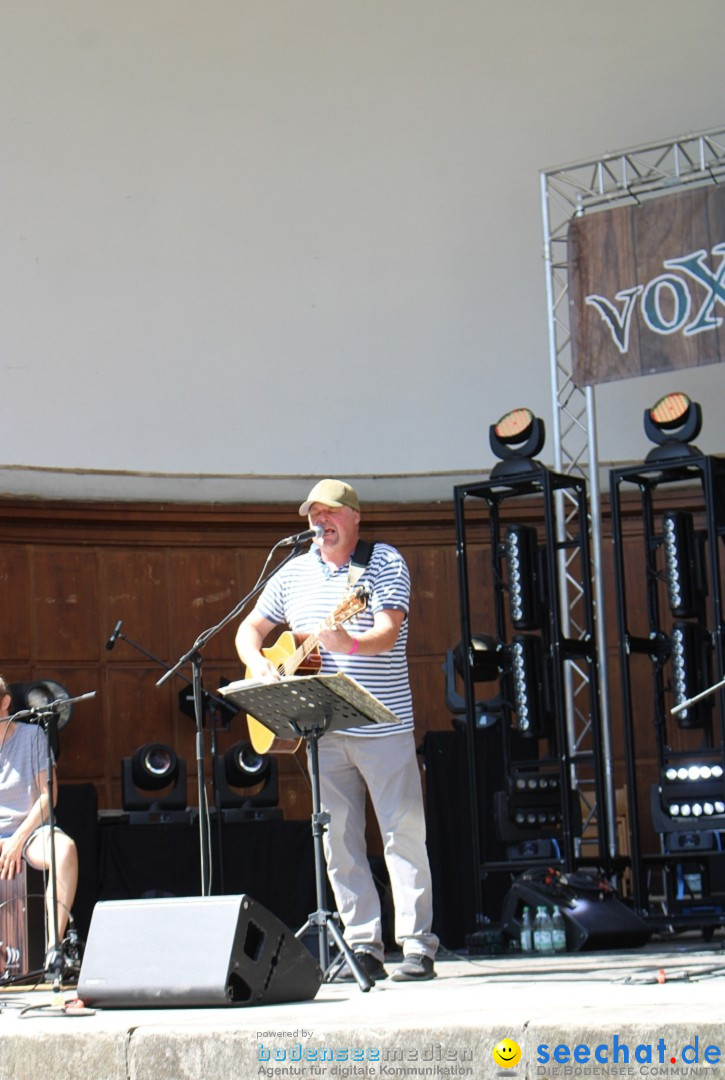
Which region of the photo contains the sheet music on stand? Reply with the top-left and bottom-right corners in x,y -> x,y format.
218,672 -> 400,740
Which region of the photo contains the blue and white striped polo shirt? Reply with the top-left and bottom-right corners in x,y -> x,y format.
255,542 -> 413,737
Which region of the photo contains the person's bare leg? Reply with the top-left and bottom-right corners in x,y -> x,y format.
25,827 -> 79,946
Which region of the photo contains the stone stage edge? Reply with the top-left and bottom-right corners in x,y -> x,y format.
1,941 -> 724,1080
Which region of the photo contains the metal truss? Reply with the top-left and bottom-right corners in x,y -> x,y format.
539,126 -> 725,860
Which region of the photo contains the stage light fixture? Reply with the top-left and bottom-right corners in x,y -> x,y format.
177,682 -> 238,729
662,511 -> 705,618
665,763 -> 724,783
651,758 -> 725,836
510,634 -> 549,738
213,740 -> 280,821
489,408 -> 546,477
510,771 -> 561,825
644,392 -> 702,462
443,640 -> 501,730
9,680 -> 72,729
121,742 -> 188,819
9,680 -> 72,759
670,620 -> 712,729
505,524 -> 543,630
494,768 -> 580,855
452,635 -> 500,683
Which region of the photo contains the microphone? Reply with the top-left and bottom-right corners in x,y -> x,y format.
105,619 -> 123,650
277,524 -> 324,548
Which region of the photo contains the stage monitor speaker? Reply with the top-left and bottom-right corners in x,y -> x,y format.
501,870 -> 651,952
77,894 -> 322,1007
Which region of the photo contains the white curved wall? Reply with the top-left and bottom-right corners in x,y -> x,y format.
2,1 -> 723,501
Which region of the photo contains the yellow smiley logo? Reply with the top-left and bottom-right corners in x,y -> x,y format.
492,1039 -> 522,1069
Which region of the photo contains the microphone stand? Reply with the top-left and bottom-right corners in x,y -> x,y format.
110,627 -> 235,892
9,691 -> 96,986
157,542 -> 307,897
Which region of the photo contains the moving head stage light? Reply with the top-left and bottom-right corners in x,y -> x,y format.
121,742 -> 189,823
644,391 -> 703,462
489,408 -> 546,478
213,741 -> 280,821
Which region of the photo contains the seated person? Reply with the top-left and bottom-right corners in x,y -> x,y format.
0,674 -> 79,973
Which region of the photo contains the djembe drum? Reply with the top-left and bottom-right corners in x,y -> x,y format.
0,865 -> 45,981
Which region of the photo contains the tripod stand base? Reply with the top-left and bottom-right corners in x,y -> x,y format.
297,912 -> 372,992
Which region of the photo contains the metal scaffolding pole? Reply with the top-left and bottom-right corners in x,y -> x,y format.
539,126 -> 725,862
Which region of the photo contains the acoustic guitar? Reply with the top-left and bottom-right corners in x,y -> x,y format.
245,584 -> 369,754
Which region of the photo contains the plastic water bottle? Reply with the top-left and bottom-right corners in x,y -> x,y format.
552,905 -> 567,952
533,905 -> 553,953
519,906 -> 533,953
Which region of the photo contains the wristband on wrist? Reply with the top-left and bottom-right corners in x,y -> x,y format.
347,637 -> 360,656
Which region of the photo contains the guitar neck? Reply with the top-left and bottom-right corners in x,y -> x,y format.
276,590 -> 366,677
280,628 -> 323,677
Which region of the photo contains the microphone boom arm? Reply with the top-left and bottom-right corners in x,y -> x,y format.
671,674 -> 725,715
110,627 -> 234,721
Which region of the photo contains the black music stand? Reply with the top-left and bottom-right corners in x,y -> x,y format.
219,672 -> 399,993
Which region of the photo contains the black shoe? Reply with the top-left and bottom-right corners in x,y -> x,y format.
390,954 -> 436,982
332,951 -> 387,983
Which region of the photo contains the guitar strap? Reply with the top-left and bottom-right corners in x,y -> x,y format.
348,539 -> 374,587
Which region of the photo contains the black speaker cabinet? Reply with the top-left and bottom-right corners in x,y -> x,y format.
77,894 -> 322,1007
501,870 -> 651,952
425,728 -> 538,946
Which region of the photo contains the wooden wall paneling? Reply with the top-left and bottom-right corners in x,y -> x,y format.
104,667 -> 180,810
402,544 -> 461,657
0,665 -> 33,692
234,545 -> 287,611
49,664 -> 104,780
0,545 -> 32,661
409,655 -> 453,742
98,549 -> 170,661
166,548 -> 240,664
32,548 -> 99,662
455,541 -> 496,639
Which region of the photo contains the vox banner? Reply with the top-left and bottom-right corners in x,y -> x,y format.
568,183 -> 725,387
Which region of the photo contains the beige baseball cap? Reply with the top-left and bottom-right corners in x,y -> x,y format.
299,478 -> 360,516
